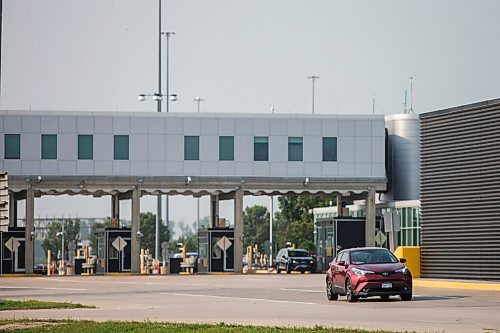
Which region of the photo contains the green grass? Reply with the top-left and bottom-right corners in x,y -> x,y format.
0,299 -> 94,311
0,320 -> 409,333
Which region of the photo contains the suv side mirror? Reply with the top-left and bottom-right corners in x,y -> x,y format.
337,260 -> 346,267
399,258 -> 407,263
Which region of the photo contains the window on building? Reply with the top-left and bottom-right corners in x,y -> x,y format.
41,134 -> 57,159
78,135 -> 93,160
184,136 -> 199,160
288,137 -> 303,161
322,137 -> 337,161
254,136 -> 268,161
4,134 -> 20,159
219,136 -> 234,161
114,135 -> 129,160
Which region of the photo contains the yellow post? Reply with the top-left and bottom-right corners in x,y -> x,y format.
394,246 -> 421,278
47,250 -> 51,276
140,249 -> 145,274
246,246 -> 252,270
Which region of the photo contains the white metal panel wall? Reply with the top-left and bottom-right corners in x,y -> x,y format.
1,112 -> 386,179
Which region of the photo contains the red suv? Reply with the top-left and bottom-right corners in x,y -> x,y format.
326,247 -> 412,302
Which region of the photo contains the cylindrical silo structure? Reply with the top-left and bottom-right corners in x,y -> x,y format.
382,114 -> 420,202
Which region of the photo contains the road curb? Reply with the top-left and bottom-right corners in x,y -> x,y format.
414,279 -> 500,291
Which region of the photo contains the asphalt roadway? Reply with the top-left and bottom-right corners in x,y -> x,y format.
1,274 -> 500,333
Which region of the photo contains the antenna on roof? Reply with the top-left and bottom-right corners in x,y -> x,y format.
409,76 -> 414,114
372,94 -> 375,115
403,90 -> 408,114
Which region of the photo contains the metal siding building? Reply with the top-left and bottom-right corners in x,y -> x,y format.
420,99 -> 500,280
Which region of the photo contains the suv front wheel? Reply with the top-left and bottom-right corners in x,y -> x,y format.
326,277 -> 338,301
346,278 -> 358,303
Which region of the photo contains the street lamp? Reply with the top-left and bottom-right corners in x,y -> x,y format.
162,31 -> 175,113
307,75 -> 320,114
161,31 -> 175,260
56,222 -> 64,274
194,96 -> 204,113
193,96 -> 204,239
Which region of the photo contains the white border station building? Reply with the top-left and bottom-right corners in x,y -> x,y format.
0,111 -> 386,273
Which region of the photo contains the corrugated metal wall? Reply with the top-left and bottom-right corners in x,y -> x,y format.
420,100 -> 500,280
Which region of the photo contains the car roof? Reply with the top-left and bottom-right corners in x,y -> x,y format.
345,247 -> 389,252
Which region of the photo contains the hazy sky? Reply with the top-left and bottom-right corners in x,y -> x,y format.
2,0 -> 500,232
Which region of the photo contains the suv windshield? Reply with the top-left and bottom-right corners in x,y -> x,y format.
349,249 -> 398,264
288,250 -> 310,257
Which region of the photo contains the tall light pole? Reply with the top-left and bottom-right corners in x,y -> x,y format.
269,196 -> 273,270
194,96 -> 204,113
138,1 -> 176,261
193,96 -> 204,239
307,75 -> 320,114
56,222 -> 64,274
162,32 -> 175,113
161,31 -> 175,255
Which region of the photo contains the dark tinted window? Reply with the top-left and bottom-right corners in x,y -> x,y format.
184,136 -> 199,160
78,135 -> 93,160
254,136 -> 268,161
288,137 -> 303,161
322,137 -> 337,161
4,134 -> 20,159
288,250 -> 309,257
41,134 -> 57,159
350,249 -> 398,264
219,136 -> 234,161
114,135 -> 129,160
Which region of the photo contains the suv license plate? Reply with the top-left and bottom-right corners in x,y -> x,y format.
381,282 -> 392,289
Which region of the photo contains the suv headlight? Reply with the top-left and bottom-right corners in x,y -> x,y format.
309,260 -> 314,264
395,267 -> 408,274
351,268 -> 375,276
292,260 -> 297,263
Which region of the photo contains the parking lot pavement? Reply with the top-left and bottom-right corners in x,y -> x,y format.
0,274 -> 499,332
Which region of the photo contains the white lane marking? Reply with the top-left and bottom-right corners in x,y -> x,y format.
280,288 -> 323,293
0,286 -> 87,291
160,292 -> 316,305
175,283 -> 204,286
38,278 -> 100,284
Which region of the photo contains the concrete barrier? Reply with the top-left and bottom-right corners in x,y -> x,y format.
395,246 -> 420,278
